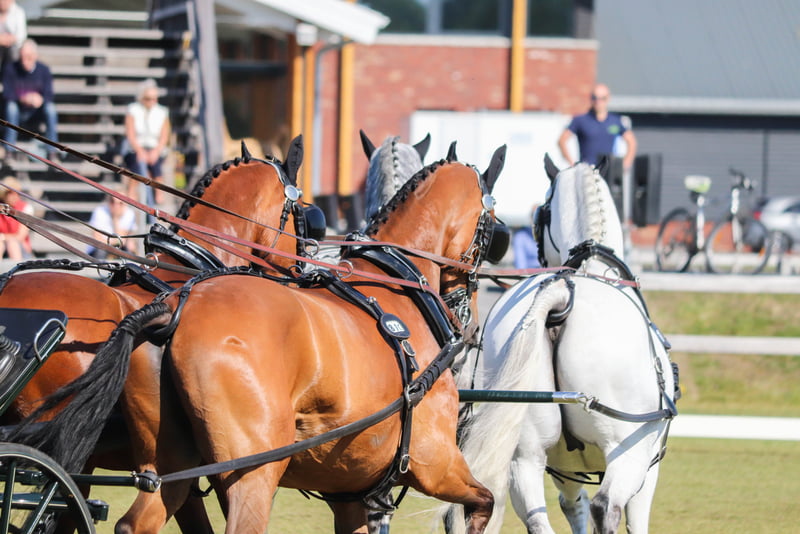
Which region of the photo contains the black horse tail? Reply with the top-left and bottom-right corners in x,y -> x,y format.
9,301 -> 173,473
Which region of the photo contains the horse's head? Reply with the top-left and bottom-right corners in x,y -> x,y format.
535,154 -> 624,269
169,135 -> 325,270
361,130 -> 431,223
366,145 -> 508,335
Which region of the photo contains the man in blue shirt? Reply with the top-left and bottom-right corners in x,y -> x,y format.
558,83 -> 637,172
2,38 -> 58,160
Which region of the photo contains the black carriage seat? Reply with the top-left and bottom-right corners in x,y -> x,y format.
0,308 -> 67,416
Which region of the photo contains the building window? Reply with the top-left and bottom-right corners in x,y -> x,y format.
359,0 -> 576,38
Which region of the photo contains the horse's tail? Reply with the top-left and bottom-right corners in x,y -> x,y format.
9,301 -> 174,473
441,277 -> 572,534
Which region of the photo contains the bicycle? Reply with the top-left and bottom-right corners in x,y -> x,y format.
655,168 -> 772,274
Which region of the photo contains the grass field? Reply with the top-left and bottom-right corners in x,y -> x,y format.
87,291 -> 800,532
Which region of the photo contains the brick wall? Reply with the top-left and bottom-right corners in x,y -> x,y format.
317,35 -> 597,197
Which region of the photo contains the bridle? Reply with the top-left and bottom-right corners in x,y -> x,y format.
257,159 -> 327,259
533,173 -> 559,268
442,166 -> 509,333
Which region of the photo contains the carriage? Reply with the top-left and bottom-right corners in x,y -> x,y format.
0,306 -> 161,533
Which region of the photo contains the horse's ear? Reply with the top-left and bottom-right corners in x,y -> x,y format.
413,133 -> 431,161
544,153 -> 559,182
446,140 -> 458,162
595,155 -> 610,180
359,129 -> 376,160
281,134 -> 303,186
482,144 -> 507,193
241,140 -> 252,161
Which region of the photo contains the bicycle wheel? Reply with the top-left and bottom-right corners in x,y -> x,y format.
706,217 -> 770,274
655,208 -> 696,272
0,443 -> 95,534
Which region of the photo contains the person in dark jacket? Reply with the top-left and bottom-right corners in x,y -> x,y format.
3,38 -> 58,160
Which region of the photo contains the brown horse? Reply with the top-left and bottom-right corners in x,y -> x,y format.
2,139 -> 318,533
26,152 -> 509,533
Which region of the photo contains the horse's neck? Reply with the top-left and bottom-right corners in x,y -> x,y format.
175,223 -> 252,267
556,170 -> 625,266
178,191 -> 274,268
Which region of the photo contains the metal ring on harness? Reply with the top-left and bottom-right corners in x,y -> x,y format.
303,238 -> 320,257
107,234 -> 124,251
335,259 -> 354,279
143,252 -> 159,271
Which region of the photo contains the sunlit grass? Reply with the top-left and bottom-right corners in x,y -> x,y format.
90,438 -> 800,533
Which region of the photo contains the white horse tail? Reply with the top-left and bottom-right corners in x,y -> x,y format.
441,276 -> 573,534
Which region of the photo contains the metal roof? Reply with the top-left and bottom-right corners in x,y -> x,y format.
215,0 -> 389,44
596,0 -> 800,115
21,0 -> 390,44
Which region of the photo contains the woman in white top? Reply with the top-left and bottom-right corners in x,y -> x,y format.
124,78 -> 170,207
0,0 -> 26,70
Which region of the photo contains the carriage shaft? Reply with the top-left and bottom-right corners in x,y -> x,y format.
458,390 -> 587,404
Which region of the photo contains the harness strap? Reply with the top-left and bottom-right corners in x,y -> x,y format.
344,242 -> 459,345
115,263 -> 175,295
564,239 -> 650,315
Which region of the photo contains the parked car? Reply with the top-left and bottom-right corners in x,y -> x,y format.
753,196 -> 800,251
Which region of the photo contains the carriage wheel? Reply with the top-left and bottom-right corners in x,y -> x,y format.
0,443 -> 94,534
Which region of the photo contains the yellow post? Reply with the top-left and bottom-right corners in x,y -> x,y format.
289,36 -> 304,139
338,42 -> 355,197
302,45 -> 316,202
509,0 -> 528,112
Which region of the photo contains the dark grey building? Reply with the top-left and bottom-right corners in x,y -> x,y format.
596,0 -> 800,222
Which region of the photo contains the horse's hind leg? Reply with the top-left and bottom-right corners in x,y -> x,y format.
623,463 -> 660,534
508,453 -> 556,534
411,453 -> 494,534
589,447 -> 652,534
327,501 -> 369,534
551,478 -> 589,534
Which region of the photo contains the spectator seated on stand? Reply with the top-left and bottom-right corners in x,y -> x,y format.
2,38 -> 58,161
86,185 -> 138,260
123,78 -> 171,209
0,176 -> 33,260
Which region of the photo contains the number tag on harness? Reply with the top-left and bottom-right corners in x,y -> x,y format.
379,314 -> 411,340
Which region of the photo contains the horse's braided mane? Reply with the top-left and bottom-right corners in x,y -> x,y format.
365,136 -> 425,222
364,159 -> 445,236
578,164 -> 608,244
170,153 -> 279,232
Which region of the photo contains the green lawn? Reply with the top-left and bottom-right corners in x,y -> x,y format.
90,438 -> 800,533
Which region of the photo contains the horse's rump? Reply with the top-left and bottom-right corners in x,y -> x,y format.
167,274 -> 459,493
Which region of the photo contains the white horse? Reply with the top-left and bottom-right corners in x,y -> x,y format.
446,157 -> 678,534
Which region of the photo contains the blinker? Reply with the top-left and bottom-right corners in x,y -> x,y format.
486,222 -> 510,264
533,204 -> 549,243
299,204 -> 327,241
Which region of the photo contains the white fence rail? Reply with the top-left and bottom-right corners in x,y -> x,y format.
638,272 -> 800,356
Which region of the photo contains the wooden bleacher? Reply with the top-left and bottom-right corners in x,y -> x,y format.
5,15 -> 201,256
